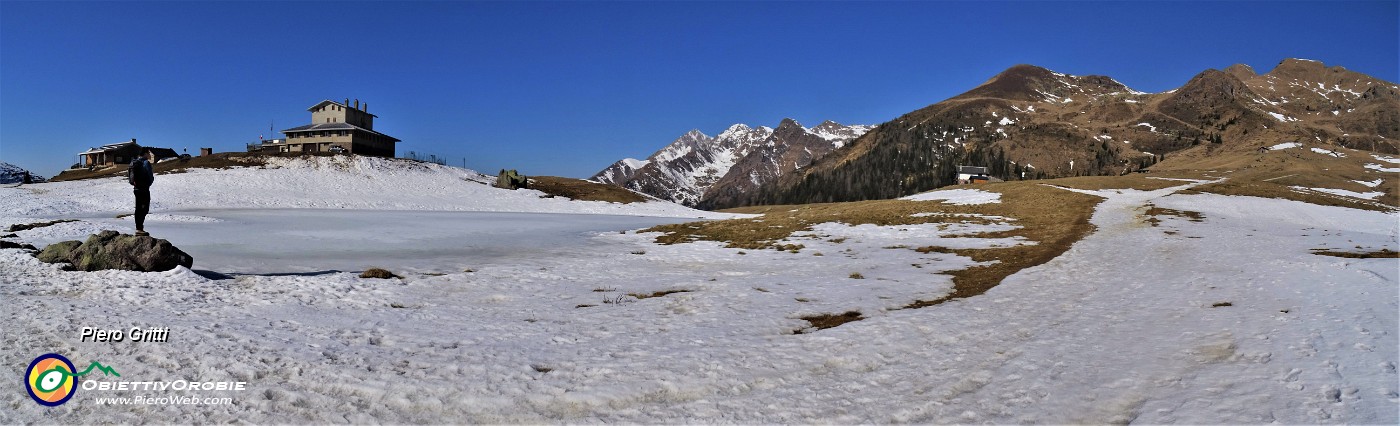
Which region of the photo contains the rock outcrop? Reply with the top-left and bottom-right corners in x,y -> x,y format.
36,231 -> 193,272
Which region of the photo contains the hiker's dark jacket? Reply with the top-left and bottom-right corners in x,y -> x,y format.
128,158 -> 154,189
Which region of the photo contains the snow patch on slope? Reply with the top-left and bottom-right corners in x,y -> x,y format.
1291,186 -> 1384,200
900,189 -> 1001,205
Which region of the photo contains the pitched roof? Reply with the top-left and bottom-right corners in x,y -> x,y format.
79,140 -> 138,155
281,122 -> 400,142
307,99 -> 378,118
957,165 -> 989,174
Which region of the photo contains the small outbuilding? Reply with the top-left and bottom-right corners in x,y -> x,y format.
955,165 -> 990,184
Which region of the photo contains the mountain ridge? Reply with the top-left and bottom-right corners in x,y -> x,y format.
591,119 -> 873,207
744,58 -> 1398,207
0,162 -> 47,184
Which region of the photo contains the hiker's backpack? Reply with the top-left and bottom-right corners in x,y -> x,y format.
128,159 -> 154,187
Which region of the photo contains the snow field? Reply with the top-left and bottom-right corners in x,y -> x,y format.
2,205 -> 1025,422
0,156 -> 733,219
1,169 -> 1395,423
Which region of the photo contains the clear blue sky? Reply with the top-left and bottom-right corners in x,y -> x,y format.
2,1 -> 1396,178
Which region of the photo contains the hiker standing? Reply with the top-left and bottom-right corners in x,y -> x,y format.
127,149 -> 155,236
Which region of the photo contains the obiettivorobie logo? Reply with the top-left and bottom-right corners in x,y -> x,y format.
25,352 -> 246,407
25,353 -> 120,406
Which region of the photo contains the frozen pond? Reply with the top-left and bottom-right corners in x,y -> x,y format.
67,209 -> 697,275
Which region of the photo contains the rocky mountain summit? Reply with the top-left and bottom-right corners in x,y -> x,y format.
591,119 -> 873,207
749,58 -> 1398,207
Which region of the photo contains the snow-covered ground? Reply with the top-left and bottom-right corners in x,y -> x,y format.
0,156 -> 731,219
1,165 -> 1396,423
900,188 -> 1002,204
1291,186 -> 1386,201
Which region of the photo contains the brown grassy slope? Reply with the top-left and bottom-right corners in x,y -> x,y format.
529,176 -> 648,203
749,60 -> 1397,209
1046,172 -> 1210,191
1153,144 -> 1397,211
50,152 -> 284,182
651,180 -> 1105,305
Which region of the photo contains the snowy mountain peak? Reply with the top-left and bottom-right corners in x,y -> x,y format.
592,119 -> 873,208
649,129 -> 715,163
677,129 -> 711,146
721,123 -> 752,134
0,162 -> 47,184
718,123 -> 771,141
810,120 -> 875,145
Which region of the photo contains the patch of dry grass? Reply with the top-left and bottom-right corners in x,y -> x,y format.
1312,248 -> 1399,259
6,219 -> 79,233
1143,204 -> 1205,227
360,267 -> 400,279
628,289 -> 691,299
649,196 -> 1005,250
902,183 -> 1102,308
794,311 -> 863,334
1160,149 -> 1397,212
529,176 -> 648,203
1049,172 -> 1208,191
1181,179 -> 1394,212
646,180 -> 1106,309
51,152 -> 279,182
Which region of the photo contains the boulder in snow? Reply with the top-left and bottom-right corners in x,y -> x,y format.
37,230 -> 193,272
1,239 -> 38,251
496,169 -> 529,190
36,240 -> 81,263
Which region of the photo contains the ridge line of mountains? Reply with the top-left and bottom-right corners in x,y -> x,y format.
593,58 -> 1398,210
590,119 -> 874,209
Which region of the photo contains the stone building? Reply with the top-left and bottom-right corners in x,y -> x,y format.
272,99 -> 399,157
77,139 -> 178,168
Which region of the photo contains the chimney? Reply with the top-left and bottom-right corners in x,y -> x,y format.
344,98 -> 350,108
363,102 -> 367,112
354,99 -> 360,110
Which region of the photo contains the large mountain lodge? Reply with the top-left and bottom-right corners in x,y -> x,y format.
251,99 -> 399,157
